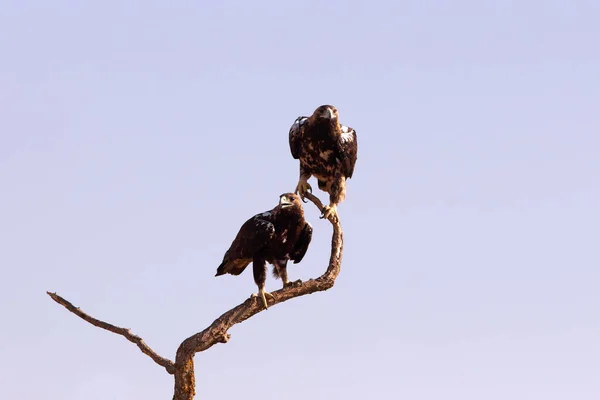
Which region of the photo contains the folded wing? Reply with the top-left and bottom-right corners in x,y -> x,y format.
291,222 -> 313,264
216,215 -> 275,276
289,116 -> 308,160
335,125 -> 358,179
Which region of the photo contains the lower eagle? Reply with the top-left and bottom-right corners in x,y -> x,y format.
215,193 -> 313,309
289,104 -> 358,221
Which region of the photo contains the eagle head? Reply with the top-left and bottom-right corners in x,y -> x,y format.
313,105 -> 338,121
278,193 -> 303,211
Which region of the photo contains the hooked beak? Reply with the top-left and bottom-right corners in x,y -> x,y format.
320,107 -> 336,120
279,195 -> 293,208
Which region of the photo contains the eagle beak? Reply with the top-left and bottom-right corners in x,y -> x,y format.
321,107 -> 336,120
279,195 -> 293,208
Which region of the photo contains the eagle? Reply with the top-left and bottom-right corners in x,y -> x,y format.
215,193 -> 313,309
289,104 -> 358,221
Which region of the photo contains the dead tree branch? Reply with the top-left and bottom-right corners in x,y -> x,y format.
48,193 -> 343,400
47,291 -> 176,374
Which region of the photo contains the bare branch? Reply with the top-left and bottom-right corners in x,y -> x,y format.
172,193 -> 343,400
46,291 -> 175,374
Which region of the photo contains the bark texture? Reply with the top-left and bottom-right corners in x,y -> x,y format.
48,193 -> 343,400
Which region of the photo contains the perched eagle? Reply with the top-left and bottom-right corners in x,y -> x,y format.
289,104 -> 358,220
215,193 -> 313,309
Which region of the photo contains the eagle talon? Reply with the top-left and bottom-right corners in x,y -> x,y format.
252,289 -> 276,310
320,205 -> 338,222
295,181 -> 312,201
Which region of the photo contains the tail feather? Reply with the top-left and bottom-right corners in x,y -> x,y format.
215,261 -> 228,276
215,258 -> 251,277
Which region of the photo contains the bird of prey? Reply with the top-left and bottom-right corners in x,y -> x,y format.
289,104 -> 358,221
215,193 -> 313,309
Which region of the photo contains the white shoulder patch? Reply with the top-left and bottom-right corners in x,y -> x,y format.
260,212 -> 271,217
340,125 -> 354,143
291,116 -> 308,130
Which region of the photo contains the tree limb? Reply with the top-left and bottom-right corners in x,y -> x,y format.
47,291 -> 176,374
47,193 -> 343,400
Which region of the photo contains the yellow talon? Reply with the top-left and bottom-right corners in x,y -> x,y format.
295,180 -> 312,200
252,288 -> 276,310
320,204 -> 338,222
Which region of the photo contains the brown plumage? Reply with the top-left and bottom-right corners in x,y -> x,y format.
289,105 -> 358,220
215,193 -> 313,309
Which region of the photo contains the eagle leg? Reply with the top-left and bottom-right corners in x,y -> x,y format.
251,287 -> 276,310
274,262 -> 301,288
320,204 -> 338,222
278,265 -> 290,287
252,257 -> 275,309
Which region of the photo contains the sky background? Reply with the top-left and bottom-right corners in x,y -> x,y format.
1,1 -> 599,399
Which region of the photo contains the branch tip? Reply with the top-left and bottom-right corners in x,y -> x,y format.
47,289 -> 175,374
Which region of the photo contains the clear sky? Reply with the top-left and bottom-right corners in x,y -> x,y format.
1,1 -> 599,399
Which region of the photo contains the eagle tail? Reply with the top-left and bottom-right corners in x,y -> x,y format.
215,261 -> 228,276
216,258 -> 250,277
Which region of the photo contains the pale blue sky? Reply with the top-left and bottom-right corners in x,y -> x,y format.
1,1 -> 599,399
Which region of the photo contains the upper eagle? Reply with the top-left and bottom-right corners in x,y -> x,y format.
215,193 -> 312,309
289,104 -> 358,221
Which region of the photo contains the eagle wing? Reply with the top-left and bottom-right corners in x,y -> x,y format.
216,213 -> 275,276
289,116 -> 308,159
335,125 -> 358,179
291,221 -> 313,264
